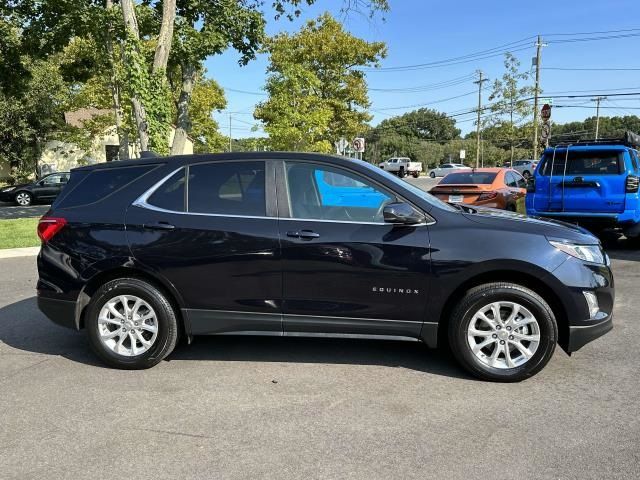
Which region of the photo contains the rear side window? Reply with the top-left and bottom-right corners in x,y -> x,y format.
439,172 -> 497,185
540,151 -> 623,176
56,165 -> 156,208
187,161 -> 266,216
147,169 -> 185,212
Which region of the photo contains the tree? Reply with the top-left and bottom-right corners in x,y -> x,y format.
255,13 -> 386,152
487,53 -> 535,161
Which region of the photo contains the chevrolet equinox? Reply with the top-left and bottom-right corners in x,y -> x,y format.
36,153 -> 614,381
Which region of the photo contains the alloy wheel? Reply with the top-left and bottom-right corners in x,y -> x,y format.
467,301 -> 540,369
97,295 -> 159,357
15,192 -> 31,206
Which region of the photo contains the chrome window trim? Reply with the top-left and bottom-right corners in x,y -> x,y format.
132,166 -> 435,226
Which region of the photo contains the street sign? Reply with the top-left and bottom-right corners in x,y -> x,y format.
459,149 -> 466,160
541,122 -> 551,140
335,137 -> 348,155
541,104 -> 552,121
352,137 -> 365,153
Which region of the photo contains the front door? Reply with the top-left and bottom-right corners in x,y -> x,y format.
34,173 -> 68,201
126,160 -> 282,335
277,160 -> 431,337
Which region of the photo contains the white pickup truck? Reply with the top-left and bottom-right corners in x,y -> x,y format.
378,157 -> 423,178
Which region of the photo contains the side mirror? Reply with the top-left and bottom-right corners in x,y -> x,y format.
383,202 -> 424,225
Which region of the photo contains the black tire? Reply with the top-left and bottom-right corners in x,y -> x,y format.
14,191 -> 32,206
412,172 -> 419,178
523,170 -> 531,179
506,203 -> 517,212
429,171 -> 436,178
86,278 -> 178,369
448,282 -> 557,382
398,167 -> 406,178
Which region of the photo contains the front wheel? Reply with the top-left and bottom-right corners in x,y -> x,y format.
448,282 -> 557,382
398,167 -> 406,178
86,278 -> 178,369
15,191 -> 32,206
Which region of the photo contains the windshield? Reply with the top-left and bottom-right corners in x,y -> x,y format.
439,172 -> 497,185
361,161 -> 457,212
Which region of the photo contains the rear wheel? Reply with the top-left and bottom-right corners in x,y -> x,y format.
448,282 -> 557,382
398,167 -> 406,178
429,171 -> 436,178
412,171 -> 419,178
15,191 -> 32,206
86,278 -> 178,369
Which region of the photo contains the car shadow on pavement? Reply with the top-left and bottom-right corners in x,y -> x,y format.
0,297 -> 105,368
0,297 -> 472,380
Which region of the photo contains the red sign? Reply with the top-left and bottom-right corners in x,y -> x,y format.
541,104 -> 551,121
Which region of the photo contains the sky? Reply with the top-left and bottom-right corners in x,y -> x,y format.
206,0 -> 640,140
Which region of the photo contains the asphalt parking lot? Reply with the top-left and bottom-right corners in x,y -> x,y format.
1,177 -> 639,480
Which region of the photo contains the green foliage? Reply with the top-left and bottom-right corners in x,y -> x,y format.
486,53 -> 536,158
255,13 -> 385,152
182,77 -> 228,153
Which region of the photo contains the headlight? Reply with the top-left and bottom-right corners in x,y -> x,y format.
1,186 -> 16,192
549,240 -> 605,264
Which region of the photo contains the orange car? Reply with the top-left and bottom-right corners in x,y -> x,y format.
429,168 -> 527,211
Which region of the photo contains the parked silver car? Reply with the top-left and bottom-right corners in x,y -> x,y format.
428,163 -> 471,178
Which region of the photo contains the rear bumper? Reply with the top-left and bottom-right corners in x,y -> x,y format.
37,295 -> 78,330
567,315 -> 613,353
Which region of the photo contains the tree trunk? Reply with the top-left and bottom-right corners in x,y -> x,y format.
171,62 -> 197,155
120,0 -> 149,152
106,0 -> 129,160
153,0 -> 176,73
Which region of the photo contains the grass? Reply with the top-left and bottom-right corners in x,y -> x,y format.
0,217 -> 40,249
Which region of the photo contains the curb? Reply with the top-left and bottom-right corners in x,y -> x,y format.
0,246 -> 40,259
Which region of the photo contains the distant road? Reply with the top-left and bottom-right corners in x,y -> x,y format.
0,202 -> 49,220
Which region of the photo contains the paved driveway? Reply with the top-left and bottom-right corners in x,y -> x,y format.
0,202 -> 49,219
0,247 -> 638,480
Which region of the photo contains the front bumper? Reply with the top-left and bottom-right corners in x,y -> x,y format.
0,191 -> 16,202
568,315 -> 613,352
549,258 -> 615,353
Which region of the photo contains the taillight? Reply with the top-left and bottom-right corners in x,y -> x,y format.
626,175 -> 639,193
477,191 -> 498,201
37,217 -> 67,243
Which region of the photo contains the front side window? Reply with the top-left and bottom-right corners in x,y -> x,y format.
42,174 -> 65,185
505,172 -> 518,188
285,162 -> 394,222
188,161 -> 266,216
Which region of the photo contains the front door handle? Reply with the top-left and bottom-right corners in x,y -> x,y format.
286,230 -> 320,239
143,221 -> 175,230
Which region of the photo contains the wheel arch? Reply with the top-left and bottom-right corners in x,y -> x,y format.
433,269 -> 569,351
76,265 -> 189,342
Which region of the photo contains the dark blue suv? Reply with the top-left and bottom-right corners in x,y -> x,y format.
526,133 -> 640,238
36,152 -> 614,382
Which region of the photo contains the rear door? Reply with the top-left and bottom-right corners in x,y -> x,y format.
126,160 -> 283,335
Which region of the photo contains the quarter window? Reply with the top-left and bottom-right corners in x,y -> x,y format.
187,161 -> 266,216
147,169 -> 186,212
285,162 -> 394,222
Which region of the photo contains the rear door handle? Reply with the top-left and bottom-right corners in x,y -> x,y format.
286,230 -> 320,239
143,221 -> 175,230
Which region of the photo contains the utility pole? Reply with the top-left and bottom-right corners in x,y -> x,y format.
592,96 -> 607,139
474,70 -> 488,168
228,113 -> 232,152
532,35 -> 546,160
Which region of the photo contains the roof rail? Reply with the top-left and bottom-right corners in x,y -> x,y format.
549,131 -> 640,149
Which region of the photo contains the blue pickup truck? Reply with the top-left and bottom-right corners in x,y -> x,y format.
526,132 -> 640,238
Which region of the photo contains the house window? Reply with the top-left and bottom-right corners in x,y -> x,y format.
105,145 -> 119,162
